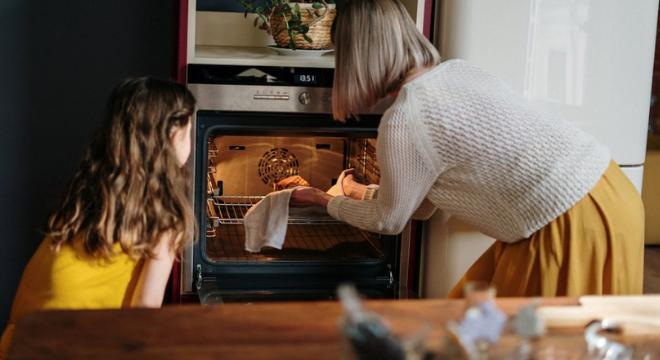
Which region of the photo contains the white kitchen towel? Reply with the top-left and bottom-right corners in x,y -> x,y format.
326,169 -> 350,197
243,170 -> 352,253
244,187 -> 298,253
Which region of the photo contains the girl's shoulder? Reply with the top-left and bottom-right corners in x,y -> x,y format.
45,234 -> 135,268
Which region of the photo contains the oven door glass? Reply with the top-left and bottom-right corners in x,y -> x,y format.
206,134 -> 384,264
193,111 -> 399,297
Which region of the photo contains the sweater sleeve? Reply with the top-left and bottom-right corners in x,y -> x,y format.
326,109 -> 439,235
361,186 -> 437,220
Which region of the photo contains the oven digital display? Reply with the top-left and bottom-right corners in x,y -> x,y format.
294,74 -> 319,85
188,64 -> 335,87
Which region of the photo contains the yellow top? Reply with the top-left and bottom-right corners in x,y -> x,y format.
1,235 -> 140,358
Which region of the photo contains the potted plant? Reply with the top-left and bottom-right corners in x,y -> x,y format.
240,0 -> 336,50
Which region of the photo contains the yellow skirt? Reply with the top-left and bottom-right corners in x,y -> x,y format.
449,161 -> 645,298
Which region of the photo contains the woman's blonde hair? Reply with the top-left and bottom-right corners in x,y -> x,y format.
332,0 -> 440,121
47,77 -> 195,260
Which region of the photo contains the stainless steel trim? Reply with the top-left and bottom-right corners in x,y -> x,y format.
188,83 -> 391,114
253,94 -> 290,100
189,83 -> 332,113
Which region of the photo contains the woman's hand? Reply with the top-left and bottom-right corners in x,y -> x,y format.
342,172 -> 367,200
290,187 -> 332,208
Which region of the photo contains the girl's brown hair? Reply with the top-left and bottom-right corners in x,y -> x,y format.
47,77 -> 196,259
332,0 -> 440,121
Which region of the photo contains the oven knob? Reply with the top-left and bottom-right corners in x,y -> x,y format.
298,92 -> 311,105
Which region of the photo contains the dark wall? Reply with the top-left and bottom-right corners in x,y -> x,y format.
0,0 -> 176,328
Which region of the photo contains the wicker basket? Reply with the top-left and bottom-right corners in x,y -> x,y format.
270,3 -> 336,50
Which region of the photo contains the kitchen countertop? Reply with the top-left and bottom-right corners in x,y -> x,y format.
6,296 -> 628,359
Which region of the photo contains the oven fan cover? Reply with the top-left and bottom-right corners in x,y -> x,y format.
257,148 -> 300,185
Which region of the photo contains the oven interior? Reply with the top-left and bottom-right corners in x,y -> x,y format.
204,134 -> 383,264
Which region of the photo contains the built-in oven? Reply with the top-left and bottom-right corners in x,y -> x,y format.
180,64 -> 419,304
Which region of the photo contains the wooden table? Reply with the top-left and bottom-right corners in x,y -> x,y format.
6,297 -> 599,359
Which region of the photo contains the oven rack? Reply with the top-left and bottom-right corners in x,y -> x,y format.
208,195 -> 342,225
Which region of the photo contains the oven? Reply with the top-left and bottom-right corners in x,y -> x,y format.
180,64 -> 419,304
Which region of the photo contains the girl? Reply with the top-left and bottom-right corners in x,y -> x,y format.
292,0 -> 644,297
1,77 -> 195,357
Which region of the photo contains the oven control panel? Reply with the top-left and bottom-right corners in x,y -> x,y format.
187,64 -> 387,114
253,90 -> 315,105
253,88 -> 289,101
190,83 -> 334,113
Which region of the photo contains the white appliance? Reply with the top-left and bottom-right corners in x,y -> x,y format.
421,0 -> 658,297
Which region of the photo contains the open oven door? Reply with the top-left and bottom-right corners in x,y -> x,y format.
189,111 -> 403,303
195,271 -> 397,305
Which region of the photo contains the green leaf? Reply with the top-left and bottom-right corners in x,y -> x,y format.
312,2 -> 322,9
253,16 -> 259,27
303,34 -> 313,43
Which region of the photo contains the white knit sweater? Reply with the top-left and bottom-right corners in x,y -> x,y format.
327,59 -> 611,242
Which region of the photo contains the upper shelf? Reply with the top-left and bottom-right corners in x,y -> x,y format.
191,45 -> 335,68
186,0 -> 426,69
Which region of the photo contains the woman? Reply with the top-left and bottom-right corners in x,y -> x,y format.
1,77 -> 195,357
291,0 -> 644,297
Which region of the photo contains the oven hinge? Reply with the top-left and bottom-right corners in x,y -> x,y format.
388,264 -> 394,288
196,264 -> 203,291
